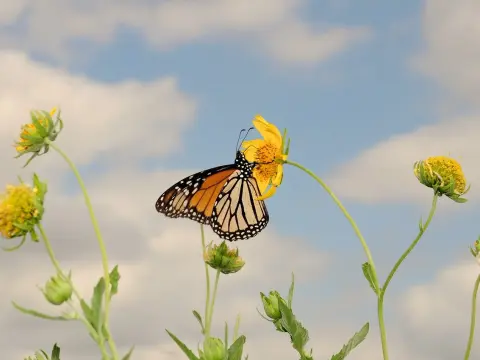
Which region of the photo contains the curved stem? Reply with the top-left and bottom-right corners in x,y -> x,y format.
285,159 -> 387,358
46,140 -> 119,359
37,223 -> 108,357
381,194 -> 438,295
464,273 -> 480,360
285,160 -> 380,288
201,225 -> 211,336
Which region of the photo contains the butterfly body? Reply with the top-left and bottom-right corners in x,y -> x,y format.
155,151 -> 269,241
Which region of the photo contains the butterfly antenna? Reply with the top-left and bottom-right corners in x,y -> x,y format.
236,127 -> 254,152
235,128 -> 247,153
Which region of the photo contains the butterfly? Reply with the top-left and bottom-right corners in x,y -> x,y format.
155,133 -> 269,241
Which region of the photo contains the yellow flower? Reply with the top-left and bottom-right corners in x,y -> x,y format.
15,107 -> 62,167
242,115 -> 289,200
0,174 -> 47,247
0,184 -> 39,239
414,156 -> 469,202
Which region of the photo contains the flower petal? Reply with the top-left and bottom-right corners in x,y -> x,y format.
271,165 -> 284,186
242,139 -> 264,162
257,185 -> 277,201
253,115 -> 282,147
254,171 -> 270,194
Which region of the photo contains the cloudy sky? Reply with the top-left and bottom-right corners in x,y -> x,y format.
1,0 -> 480,359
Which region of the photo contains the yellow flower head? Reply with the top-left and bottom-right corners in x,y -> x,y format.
15,107 -> 63,167
0,174 -> 47,249
241,115 -> 289,200
414,156 -> 469,202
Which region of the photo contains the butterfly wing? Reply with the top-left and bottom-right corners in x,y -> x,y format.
155,164 -> 238,225
210,173 -> 269,241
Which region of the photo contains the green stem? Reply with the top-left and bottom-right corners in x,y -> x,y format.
285,160 -> 380,287
377,193 -> 438,360
464,273 -> 480,360
381,194 -> 438,295
205,270 -> 221,337
285,160 -> 386,358
37,223 -> 108,357
46,140 -> 119,360
201,225 -> 211,336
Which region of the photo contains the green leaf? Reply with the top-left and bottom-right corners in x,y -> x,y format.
91,277 -> 106,330
50,344 -> 61,360
227,335 -> 246,360
330,322 -> 369,360
361,262 -> 377,293
12,302 -> 69,321
287,273 -> 295,308
121,346 -> 135,360
277,301 -> 309,353
192,310 -> 204,333
109,265 -> 120,296
80,300 -> 93,324
165,329 -> 200,360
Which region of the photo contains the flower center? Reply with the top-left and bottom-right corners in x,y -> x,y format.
425,156 -> 466,194
253,142 -> 279,182
255,142 -> 277,163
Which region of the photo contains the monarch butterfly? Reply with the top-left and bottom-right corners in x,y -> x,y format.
155,137 -> 269,241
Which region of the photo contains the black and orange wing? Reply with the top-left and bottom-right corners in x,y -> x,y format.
155,164 -> 238,225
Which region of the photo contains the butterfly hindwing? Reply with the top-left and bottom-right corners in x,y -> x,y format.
210,170 -> 269,241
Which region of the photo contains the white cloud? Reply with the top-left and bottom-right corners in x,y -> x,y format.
0,0 -> 372,65
0,49 -> 196,190
324,0 -> 480,204
263,20 -> 372,65
413,0 -> 480,105
398,261 -> 480,359
325,116 -> 480,203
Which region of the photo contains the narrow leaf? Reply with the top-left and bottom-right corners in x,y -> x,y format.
91,277 -> 106,330
192,310 -> 204,332
165,329 -> 200,360
12,302 -> 68,321
109,266 -> 120,296
121,346 -> 135,360
361,262 -> 377,293
80,300 -> 94,325
51,344 -> 61,360
330,322 -> 369,360
288,272 -> 295,308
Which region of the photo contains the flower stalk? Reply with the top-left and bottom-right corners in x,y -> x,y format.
42,139 -> 118,359
464,273 -> 480,360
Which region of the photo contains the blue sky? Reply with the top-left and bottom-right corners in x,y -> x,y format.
1,1 -> 480,359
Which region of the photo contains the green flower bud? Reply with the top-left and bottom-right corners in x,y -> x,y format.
260,290 -> 287,321
204,241 -> 245,274
202,337 -> 226,360
413,156 -> 469,202
43,274 -> 73,305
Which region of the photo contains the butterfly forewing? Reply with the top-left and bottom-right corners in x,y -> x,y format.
155,164 -> 236,225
